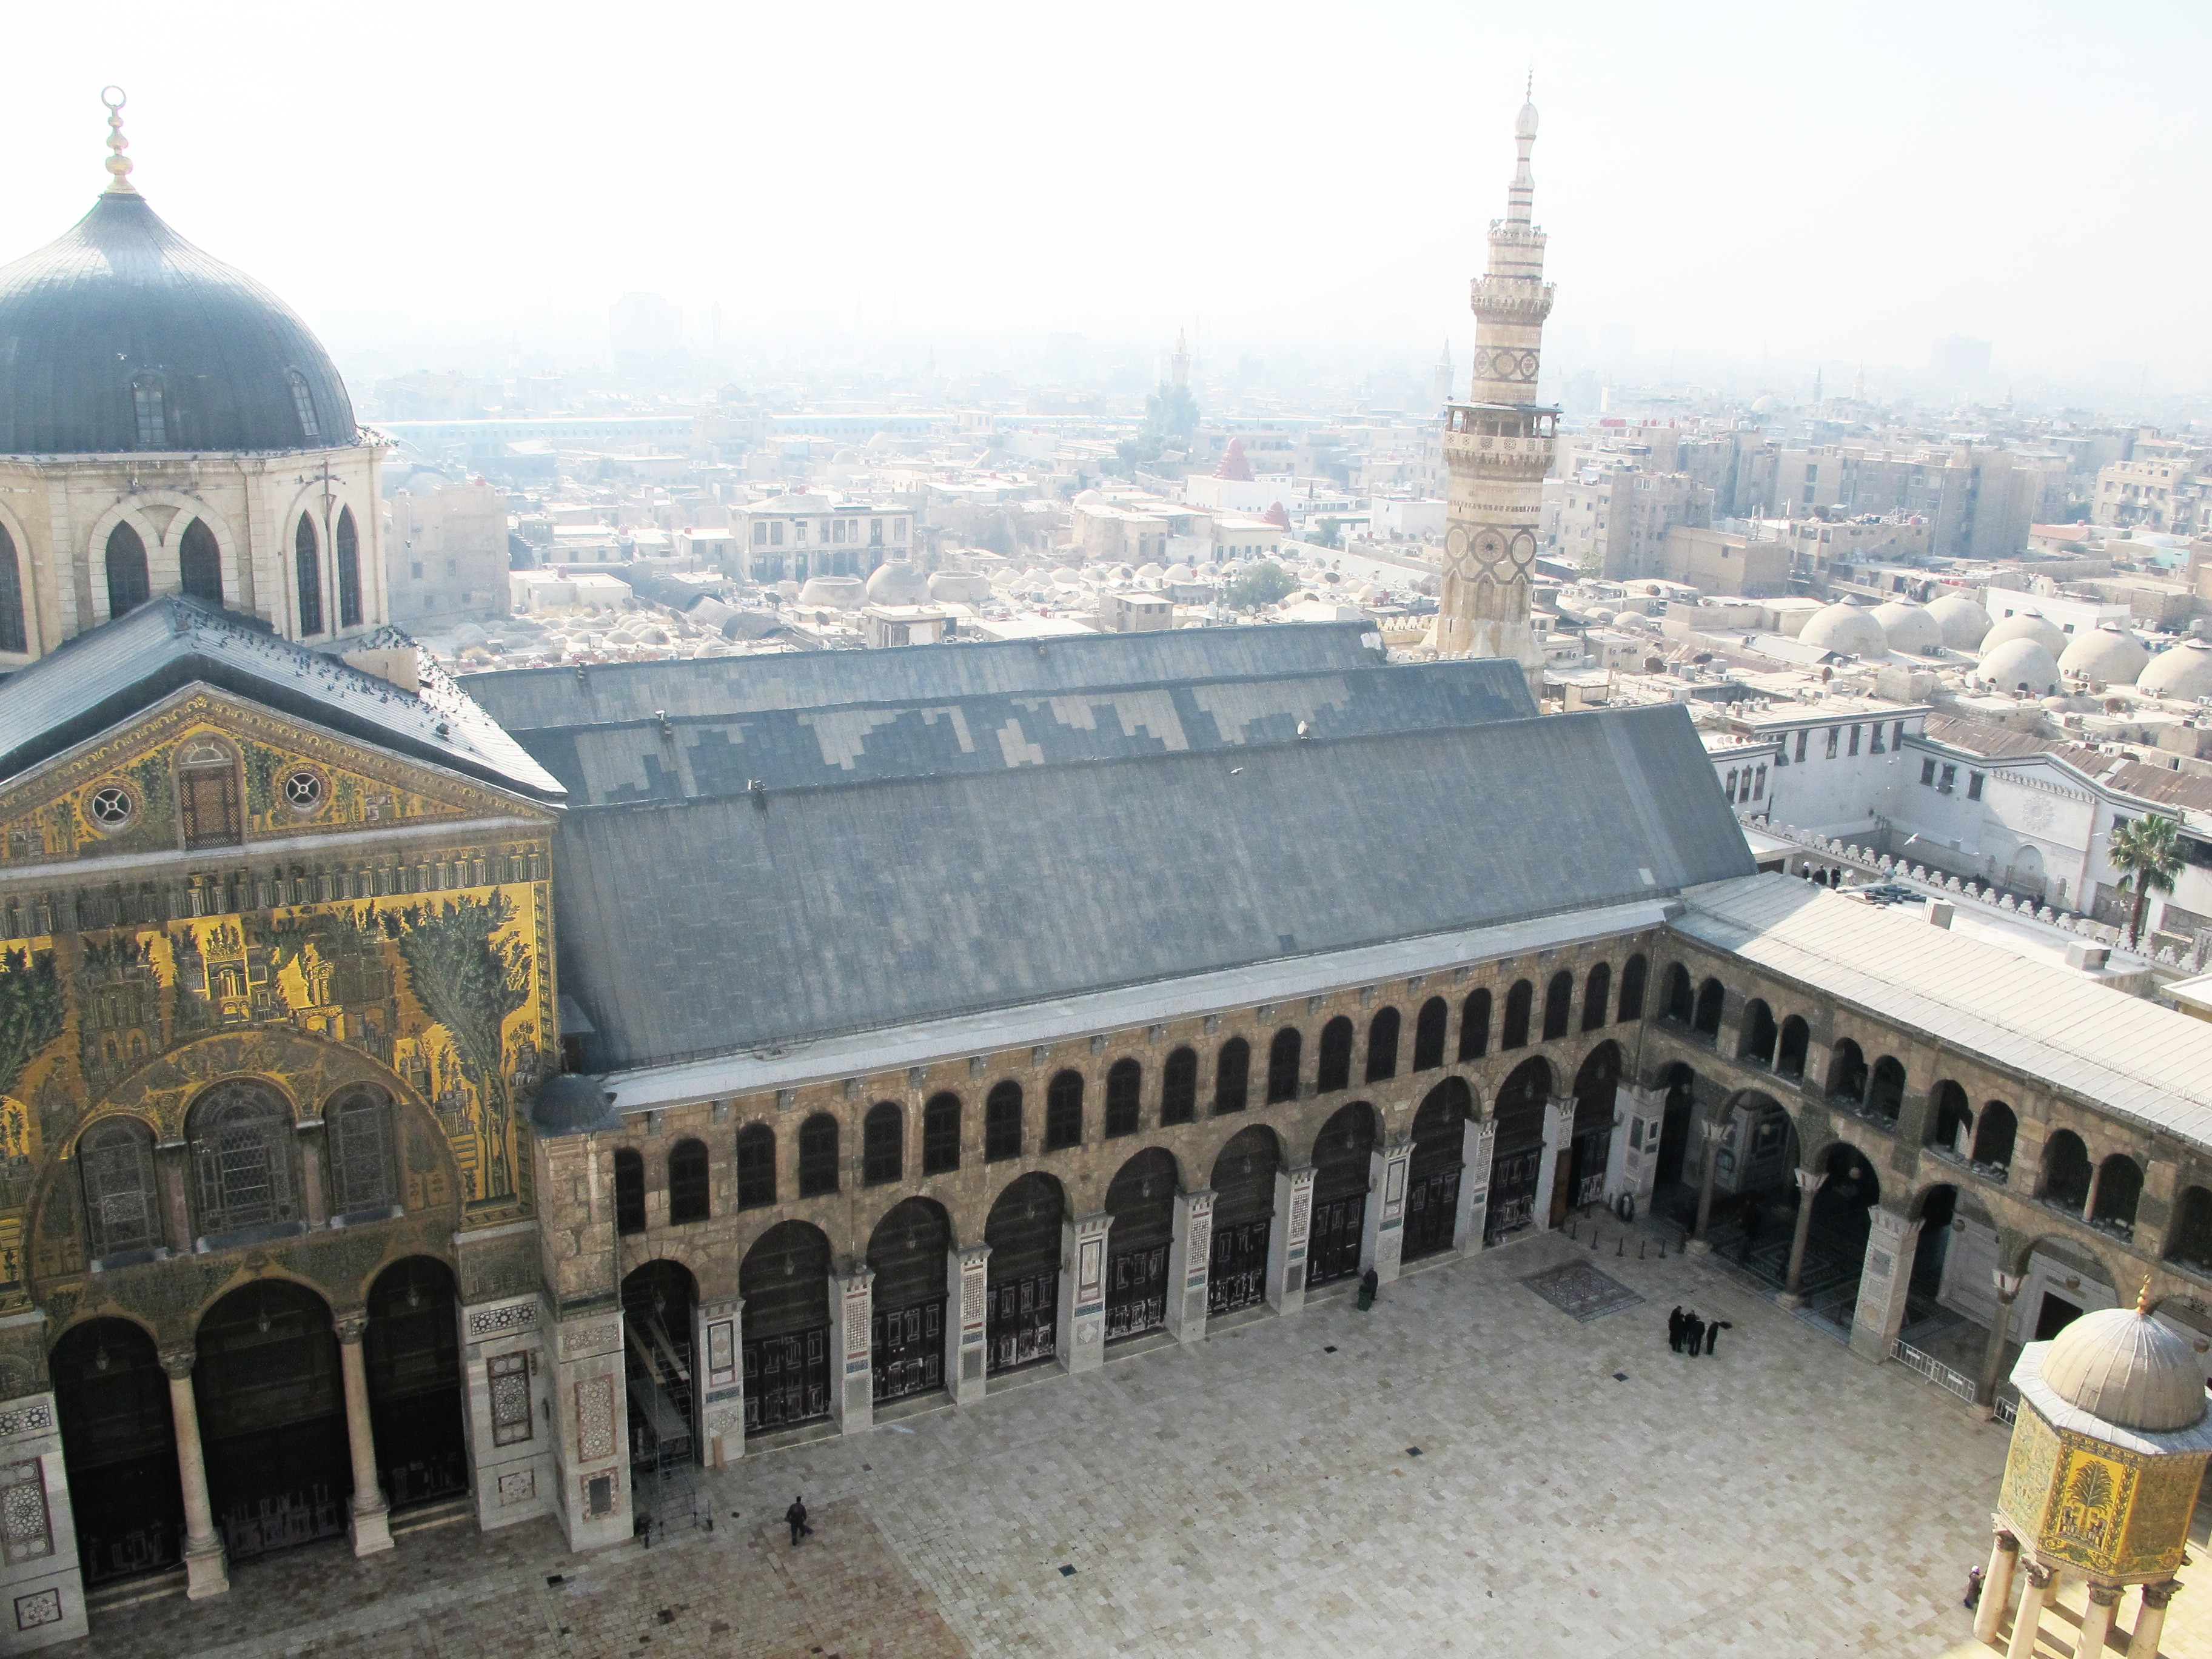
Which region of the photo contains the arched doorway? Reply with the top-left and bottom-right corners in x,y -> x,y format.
1654,1062 -> 1695,1189
1910,1185 -> 1958,1301
867,1198 -> 950,1404
1104,1149 -> 1177,1341
1307,1104 -> 1376,1288
622,1260 -> 696,1473
1564,1044 -> 1621,1221
364,1257 -> 468,1510
52,1318 -> 182,1585
1806,1144 -> 1882,1330
1208,1127 -> 1281,1316
1488,1058 -> 1550,1241
740,1222 -> 832,1435
1406,1079 -> 1472,1261
986,1173 -> 1064,1373
194,1279 -> 349,1559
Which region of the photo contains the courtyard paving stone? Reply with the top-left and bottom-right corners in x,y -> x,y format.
47,1228 -> 2210,1657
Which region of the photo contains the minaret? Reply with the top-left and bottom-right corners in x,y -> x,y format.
1171,329 -> 1190,389
1431,340 -> 1453,411
1432,90 -> 1557,685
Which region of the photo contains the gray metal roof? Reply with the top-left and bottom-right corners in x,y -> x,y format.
463,620 -> 1387,734
518,657 -> 1536,803
0,597 -> 561,799
556,700 -> 1749,1070
0,189 -> 357,455
1671,874 -> 2212,1145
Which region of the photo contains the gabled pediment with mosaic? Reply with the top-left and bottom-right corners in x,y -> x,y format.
0,685 -> 546,869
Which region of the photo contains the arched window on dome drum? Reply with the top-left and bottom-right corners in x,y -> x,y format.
178,518 -> 223,608
336,507 -> 362,629
734,1122 -> 776,1208
922,1093 -> 961,1174
132,375 -> 166,449
1458,990 -> 1490,1061
287,369 -> 321,440
797,1114 -> 839,1197
669,1136 -> 711,1221
105,522 -> 149,618
1159,1048 -> 1198,1126
1317,1017 -> 1355,1091
187,1080 -> 297,1239
1104,1061 -> 1141,1138
0,523 -> 23,653
80,1118 -> 159,1259
294,514 -> 324,635
863,1104 -> 903,1185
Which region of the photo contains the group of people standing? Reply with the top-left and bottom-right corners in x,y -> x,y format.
1668,1305 -> 1731,1356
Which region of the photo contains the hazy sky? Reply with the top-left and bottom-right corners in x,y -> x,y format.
5,1 -> 2207,389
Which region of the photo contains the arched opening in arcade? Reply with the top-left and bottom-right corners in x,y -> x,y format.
740,1221 -> 832,1436
1706,1094 -> 1800,1276
1307,1103 -> 1376,1288
868,1198 -> 950,1404
1208,1126 -> 1281,1316
621,1259 -> 697,1483
52,1317 -> 182,1586
1652,1061 -> 1696,1191
1487,1057 -> 1550,1242
1801,1144 -> 1881,1332
363,1256 -> 468,1511
193,1278 -> 350,1560
1407,1079 -> 1473,1259
1104,1148 -> 1178,1340
985,1173 -> 1064,1373
1560,1044 -> 1620,1225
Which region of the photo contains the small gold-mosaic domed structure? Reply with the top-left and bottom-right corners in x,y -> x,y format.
1974,1287 -> 2212,1656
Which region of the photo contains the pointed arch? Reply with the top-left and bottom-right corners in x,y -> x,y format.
335,506 -> 363,629
178,517 -> 224,608
106,521 -> 150,618
0,520 -> 25,652
294,513 -> 324,635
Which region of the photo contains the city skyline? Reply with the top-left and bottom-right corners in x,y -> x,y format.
5,0 -> 2208,398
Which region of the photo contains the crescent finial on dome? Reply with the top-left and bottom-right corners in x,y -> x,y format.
100,87 -> 138,196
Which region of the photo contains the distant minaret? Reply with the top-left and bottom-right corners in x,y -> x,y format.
1432,340 -> 1453,411
1171,329 -> 1190,389
1432,88 -> 1555,685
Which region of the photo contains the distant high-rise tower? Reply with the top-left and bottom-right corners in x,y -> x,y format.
1171,329 -> 1190,389
1432,93 -> 1556,684
1432,340 -> 1453,411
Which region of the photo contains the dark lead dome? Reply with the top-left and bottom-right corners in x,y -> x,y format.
0,188 -> 357,455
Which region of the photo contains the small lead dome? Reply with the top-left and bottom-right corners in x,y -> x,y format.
1799,601 -> 1886,657
1925,591 -> 1992,650
864,558 -> 930,605
2140,637 -> 2212,699
2057,623 -> 2150,685
2041,1304 -> 2208,1433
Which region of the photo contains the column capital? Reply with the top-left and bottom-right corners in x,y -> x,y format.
333,1310 -> 370,1344
2022,1561 -> 2054,1589
1792,1167 -> 1828,1194
2141,1580 -> 2181,1610
1992,1270 -> 2024,1299
954,1241 -> 992,1269
1991,1526 -> 2019,1553
158,1345 -> 197,1379
2085,1584 -> 2122,1608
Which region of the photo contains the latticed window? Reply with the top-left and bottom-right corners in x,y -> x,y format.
188,1081 -> 297,1236
614,1148 -> 645,1233
797,1114 -> 839,1196
335,507 -> 362,629
735,1123 -> 776,1207
984,1082 -> 1023,1161
287,369 -> 321,439
0,523 -> 24,654
922,1093 -> 961,1173
176,738 -> 242,851
325,1085 -> 397,1215
669,1137 -> 711,1222
132,375 -> 166,448
79,1118 -> 159,1257
295,515 -> 324,635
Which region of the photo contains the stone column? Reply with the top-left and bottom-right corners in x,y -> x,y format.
2079,1583 -> 2121,1654
947,1244 -> 991,1405
694,1296 -> 743,1466
1976,1272 -> 2024,1414
1687,1117 -> 1727,1253
1058,1212 -> 1111,1375
2133,1580 -> 2180,1657
1974,1529 -> 2019,1646
1267,1165 -> 1315,1315
1455,1119 -> 1495,1252
830,1264 -> 874,1435
2005,1563 -> 2051,1659
1848,1204 -> 1916,1364
333,1312 -> 394,1556
159,1346 -> 228,1600
1533,1096 -> 1576,1230
1777,1168 -> 1826,1308
1165,1188 -> 1214,1344
296,1118 -> 329,1228
1363,1138 -> 1412,1282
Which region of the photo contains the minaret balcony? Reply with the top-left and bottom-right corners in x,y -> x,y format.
1470,276 -> 1557,324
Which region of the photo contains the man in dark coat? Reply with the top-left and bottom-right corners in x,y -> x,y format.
1683,1313 -> 1704,1356
1705,1319 -> 1732,1356
1668,1306 -> 1685,1352
786,1496 -> 813,1546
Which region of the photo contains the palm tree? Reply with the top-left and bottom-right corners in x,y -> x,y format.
2108,813 -> 2185,949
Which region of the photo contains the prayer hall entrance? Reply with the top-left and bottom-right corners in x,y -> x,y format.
1208,1127 -> 1280,1316
1487,1059 -> 1550,1242
740,1222 -> 833,1435
986,1173 -> 1062,1374
363,1257 -> 469,1511
195,1280 -> 350,1561
1405,1080 -> 1472,1261
52,1318 -> 183,1585
1104,1150 -> 1175,1341
1307,1104 -> 1376,1288
622,1260 -> 697,1471
868,1198 -> 950,1404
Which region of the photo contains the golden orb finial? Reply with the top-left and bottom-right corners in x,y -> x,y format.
2137,1275 -> 2153,1315
101,87 -> 138,195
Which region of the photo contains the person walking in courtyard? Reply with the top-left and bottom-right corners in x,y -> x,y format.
1358,1267 -> 1379,1310
1963,1566 -> 1983,1610
1669,1305 -> 1685,1352
786,1496 -> 813,1546
1705,1319 -> 1731,1356
1683,1312 -> 1704,1356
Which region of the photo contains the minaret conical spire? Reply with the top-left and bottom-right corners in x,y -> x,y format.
100,87 -> 138,196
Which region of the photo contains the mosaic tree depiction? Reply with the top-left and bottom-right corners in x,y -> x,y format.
0,945 -> 64,1102
389,894 -> 530,1199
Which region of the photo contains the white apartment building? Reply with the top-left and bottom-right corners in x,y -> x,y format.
734,492 -> 910,582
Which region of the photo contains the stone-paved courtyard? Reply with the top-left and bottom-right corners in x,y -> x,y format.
55,1230 -> 2210,1658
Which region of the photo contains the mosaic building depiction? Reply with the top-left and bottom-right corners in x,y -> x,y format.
0,92 -> 2208,1659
